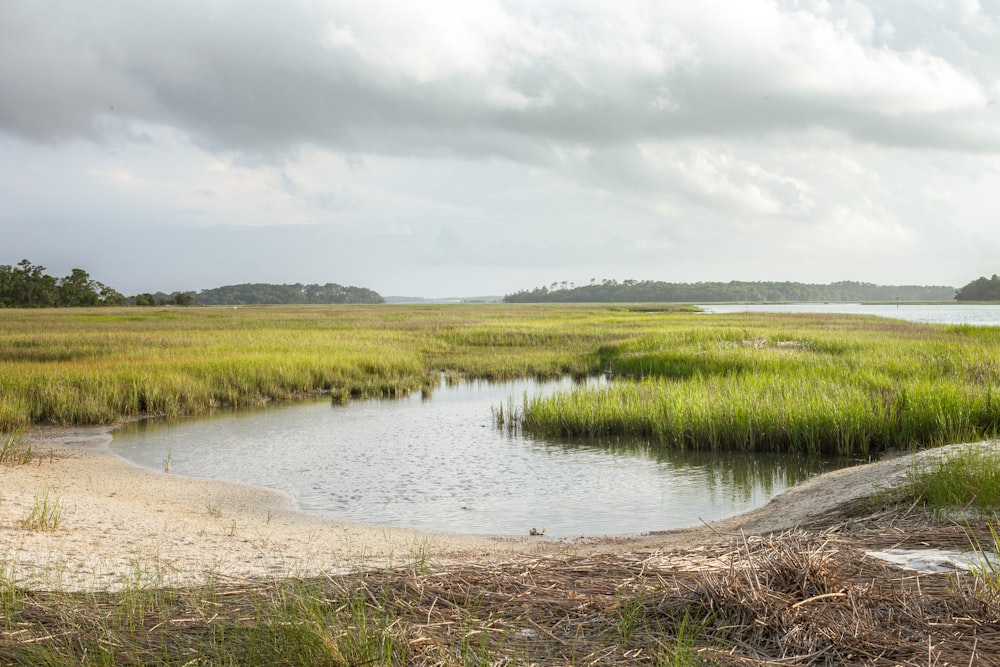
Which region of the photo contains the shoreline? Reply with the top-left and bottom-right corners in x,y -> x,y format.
3,425 -> 990,591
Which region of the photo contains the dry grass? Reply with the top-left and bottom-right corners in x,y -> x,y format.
4,508 -> 999,666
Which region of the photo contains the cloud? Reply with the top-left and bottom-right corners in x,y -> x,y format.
2,1 -> 1000,296
2,0 -> 996,158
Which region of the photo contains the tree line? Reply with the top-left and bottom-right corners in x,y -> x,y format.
0,260 -> 126,307
0,260 -> 384,307
504,279 -> 958,303
954,274 -> 1000,301
194,282 -> 384,305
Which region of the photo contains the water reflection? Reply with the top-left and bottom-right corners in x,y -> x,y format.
534,436 -> 848,507
112,377 -> 850,538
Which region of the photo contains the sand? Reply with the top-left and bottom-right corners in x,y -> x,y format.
1,425 -> 991,591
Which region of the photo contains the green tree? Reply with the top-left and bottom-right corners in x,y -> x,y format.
170,292 -> 196,306
2,260 -> 59,307
955,275 -> 1000,301
97,283 -> 127,306
57,268 -> 102,306
504,279 -> 957,303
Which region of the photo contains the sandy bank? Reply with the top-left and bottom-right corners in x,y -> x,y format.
2,426 -> 993,591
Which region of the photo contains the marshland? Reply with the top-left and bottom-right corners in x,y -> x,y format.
3,303 -> 1000,665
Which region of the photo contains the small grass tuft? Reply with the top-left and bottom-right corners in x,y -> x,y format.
966,522 -> 1000,597
0,429 -> 31,465
20,491 -> 62,531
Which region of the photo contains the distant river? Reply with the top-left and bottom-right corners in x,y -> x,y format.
698,303 -> 1000,326
112,376 -> 849,538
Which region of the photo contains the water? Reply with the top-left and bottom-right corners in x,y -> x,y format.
698,302 -> 1000,326
112,376 -> 844,538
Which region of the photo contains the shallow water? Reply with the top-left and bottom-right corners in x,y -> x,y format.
112,376 -> 848,538
698,302 -> 1000,325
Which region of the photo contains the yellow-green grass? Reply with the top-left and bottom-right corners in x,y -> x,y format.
3,305 -> 1000,459
0,429 -> 30,465
0,304 -> 664,430
518,313 -> 1000,456
907,445 -> 1000,514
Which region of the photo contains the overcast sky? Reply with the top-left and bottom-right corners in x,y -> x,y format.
3,0 -> 1000,297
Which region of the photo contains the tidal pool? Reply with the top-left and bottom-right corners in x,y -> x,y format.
112,376 -> 850,538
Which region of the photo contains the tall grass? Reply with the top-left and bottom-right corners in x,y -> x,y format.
520,314 -> 1000,456
3,306 -> 1000,458
0,577 -> 406,666
903,446 -> 1000,598
0,304 -> 677,430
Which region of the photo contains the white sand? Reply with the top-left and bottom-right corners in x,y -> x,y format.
2,425 -> 992,591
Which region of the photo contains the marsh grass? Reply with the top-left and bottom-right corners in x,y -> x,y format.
0,305 -> 635,431
0,429 -> 31,465
907,445 -> 1000,514
20,491 -> 62,531
893,445 -> 1000,602
519,314 -> 1000,456
5,306 -> 1000,459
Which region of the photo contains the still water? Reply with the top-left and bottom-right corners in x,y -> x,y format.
698,302 -> 1000,326
112,376 -> 845,538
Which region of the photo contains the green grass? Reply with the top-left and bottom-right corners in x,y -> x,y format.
907,445 -> 1000,514
3,305 -> 1000,460
0,578 -> 404,666
0,429 -> 31,465
967,523 -> 1000,596
901,445 -> 1000,598
0,304 -> 653,430
519,314 -> 1000,455
20,491 -> 62,531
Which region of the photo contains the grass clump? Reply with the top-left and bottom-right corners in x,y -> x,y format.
20,491 -> 62,531
907,445 -> 1000,514
0,429 -> 31,465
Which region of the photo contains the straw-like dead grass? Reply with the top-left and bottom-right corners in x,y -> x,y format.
4,509 -> 999,666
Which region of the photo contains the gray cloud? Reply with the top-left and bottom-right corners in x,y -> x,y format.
2,0 -> 1000,296
3,0 -> 997,156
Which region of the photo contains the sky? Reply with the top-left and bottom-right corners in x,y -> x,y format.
2,0 -> 1000,298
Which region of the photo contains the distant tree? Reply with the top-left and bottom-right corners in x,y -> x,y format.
57,268 -> 101,306
504,279 -> 957,303
170,292 -> 196,306
194,282 -> 384,305
98,284 -> 127,306
133,293 -> 157,306
0,260 -> 131,308
0,260 -> 57,307
955,275 -> 1000,301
